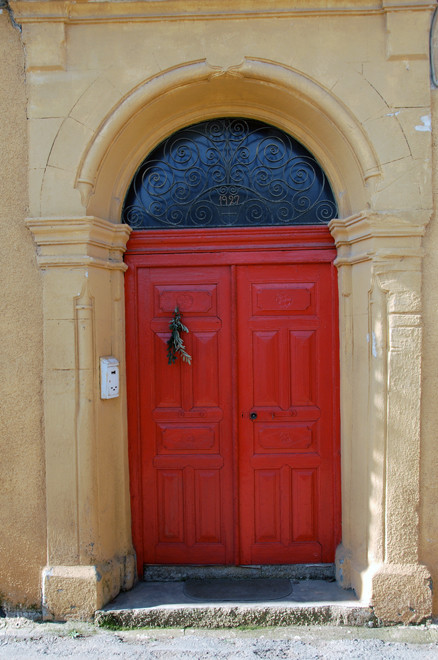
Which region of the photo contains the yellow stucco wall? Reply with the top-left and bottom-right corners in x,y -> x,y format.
1,0 -> 437,622
0,12 -> 46,613
421,87 -> 438,617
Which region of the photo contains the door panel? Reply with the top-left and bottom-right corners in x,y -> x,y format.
137,266 -> 234,564
237,263 -> 336,563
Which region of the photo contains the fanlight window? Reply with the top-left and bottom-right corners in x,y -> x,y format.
122,118 -> 338,229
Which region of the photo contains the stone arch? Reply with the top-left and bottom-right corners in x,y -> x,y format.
75,58 -> 380,223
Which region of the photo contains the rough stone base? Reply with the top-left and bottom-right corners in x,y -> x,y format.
370,564 -> 433,625
95,604 -> 375,629
144,564 -> 335,582
0,604 -> 43,621
42,553 -> 136,621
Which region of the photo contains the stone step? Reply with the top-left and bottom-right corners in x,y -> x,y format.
95,578 -> 375,629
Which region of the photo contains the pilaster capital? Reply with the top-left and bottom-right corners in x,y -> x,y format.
329,211 -> 428,267
26,216 -> 131,271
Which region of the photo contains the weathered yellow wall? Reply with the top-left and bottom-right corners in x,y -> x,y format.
1,0 -> 437,621
418,12 -> 438,617
0,11 -> 46,612
421,87 -> 438,617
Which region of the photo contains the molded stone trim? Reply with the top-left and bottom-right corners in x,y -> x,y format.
76,59 -> 379,221
330,212 -> 427,265
10,0 -> 437,25
26,216 -> 131,270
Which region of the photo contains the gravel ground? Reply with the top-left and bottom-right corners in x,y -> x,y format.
1,617 -> 438,659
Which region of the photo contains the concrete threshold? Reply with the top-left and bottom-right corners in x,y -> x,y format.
143,563 -> 336,582
95,579 -> 374,629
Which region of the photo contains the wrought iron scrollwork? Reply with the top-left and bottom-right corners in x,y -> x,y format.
123,118 -> 338,229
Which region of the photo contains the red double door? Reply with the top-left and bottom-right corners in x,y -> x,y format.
126,230 -> 340,571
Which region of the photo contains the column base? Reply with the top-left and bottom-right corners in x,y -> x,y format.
368,563 -> 433,624
42,552 -> 136,621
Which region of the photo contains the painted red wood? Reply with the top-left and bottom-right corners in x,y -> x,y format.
125,227 -> 340,572
237,264 -> 338,563
125,226 -> 335,256
135,266 -> 234,564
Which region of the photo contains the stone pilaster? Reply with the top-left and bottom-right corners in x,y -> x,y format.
27,216 -> 135,620
330,212 -> 433,624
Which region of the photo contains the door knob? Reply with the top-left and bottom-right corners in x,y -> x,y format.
250,412 -> 258,420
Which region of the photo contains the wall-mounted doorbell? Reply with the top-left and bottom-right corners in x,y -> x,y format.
100,356 -> 119,399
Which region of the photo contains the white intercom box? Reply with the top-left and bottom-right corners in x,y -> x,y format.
100,356 -> 119,399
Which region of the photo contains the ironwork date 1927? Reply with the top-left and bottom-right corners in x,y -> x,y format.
219,194 -> 240,206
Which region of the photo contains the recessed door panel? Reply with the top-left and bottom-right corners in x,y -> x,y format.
290,330 -> 317,406
252,331 -> 282,407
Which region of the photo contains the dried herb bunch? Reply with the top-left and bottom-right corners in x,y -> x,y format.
167,307 -> 192,365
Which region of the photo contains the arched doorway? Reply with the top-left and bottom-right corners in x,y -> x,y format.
123,118 -> 341,574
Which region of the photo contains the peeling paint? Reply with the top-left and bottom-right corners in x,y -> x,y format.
415,115 -> 431,132
386,111 -> 400,117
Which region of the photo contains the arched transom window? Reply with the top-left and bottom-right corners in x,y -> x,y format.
122,118 -> 338,229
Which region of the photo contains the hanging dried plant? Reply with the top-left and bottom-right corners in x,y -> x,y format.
167,307 -> 192,365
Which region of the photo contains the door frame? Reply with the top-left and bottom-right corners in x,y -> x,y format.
27,55 -> 433,619
125,225 -> 341,574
